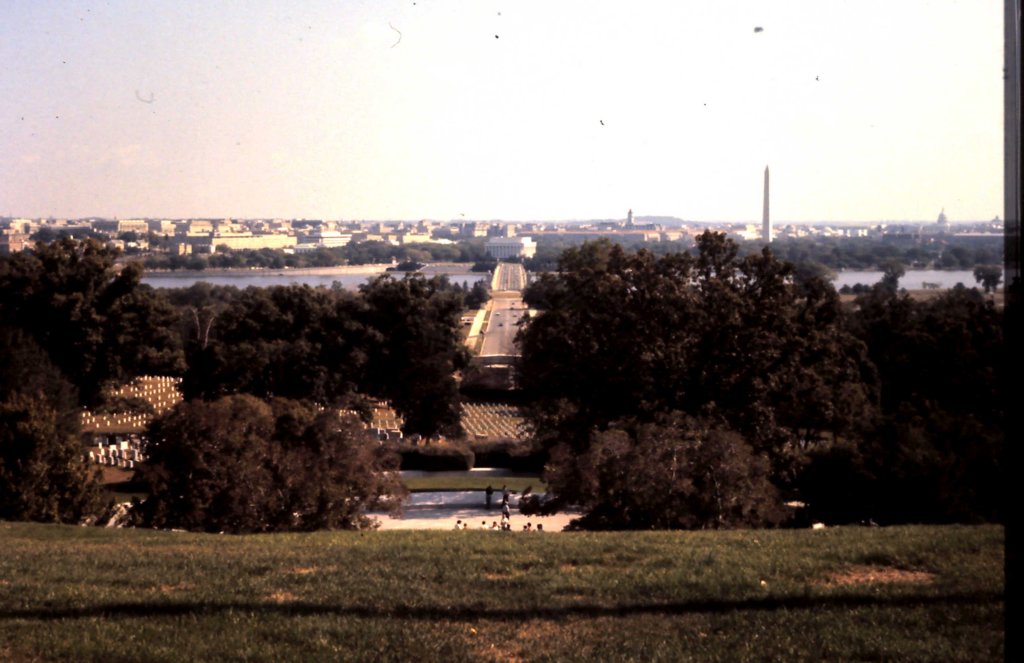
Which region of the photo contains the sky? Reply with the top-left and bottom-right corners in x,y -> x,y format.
0,1 -> 1004,223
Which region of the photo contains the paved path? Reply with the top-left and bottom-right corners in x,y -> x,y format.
371,506 -> 578,532
370,489 -> 580,531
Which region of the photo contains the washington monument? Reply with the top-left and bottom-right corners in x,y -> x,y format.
762,165 -> 771,243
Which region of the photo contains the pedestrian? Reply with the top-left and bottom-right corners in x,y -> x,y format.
485,485 -> 494,509
454,519 -> 463,530
502,501 -> 510,519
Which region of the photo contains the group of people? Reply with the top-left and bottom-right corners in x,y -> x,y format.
454,519 -> 543,532
448,484 -> 543,532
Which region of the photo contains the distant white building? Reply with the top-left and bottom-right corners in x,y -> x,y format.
485,236 -> 536,259
298,229 -> 352,248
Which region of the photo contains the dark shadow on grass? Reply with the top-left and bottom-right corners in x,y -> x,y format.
0,591 -> 1003,622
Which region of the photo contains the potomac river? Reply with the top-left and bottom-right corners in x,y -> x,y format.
141,263 -> 488,290
142,265 -> 991,292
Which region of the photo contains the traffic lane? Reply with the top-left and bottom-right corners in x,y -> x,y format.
493,264 -> 527,292
480,299 -> 527,356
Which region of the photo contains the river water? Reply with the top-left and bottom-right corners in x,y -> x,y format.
831,269 -> 994,290
142,267 -> 991,291
142,266 -> 487,290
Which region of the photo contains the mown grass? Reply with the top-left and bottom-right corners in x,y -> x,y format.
402,474 -> 544,493
0,522 -> 1003,662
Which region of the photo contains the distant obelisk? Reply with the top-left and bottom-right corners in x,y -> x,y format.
762,165 -> 771,243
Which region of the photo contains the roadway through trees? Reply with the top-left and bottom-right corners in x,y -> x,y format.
479,263 -> 529,358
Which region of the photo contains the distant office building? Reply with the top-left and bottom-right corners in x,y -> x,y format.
0,228 -> 31,255
92,219 -> 150,236
176,220 -> 216,236
298,229 -> 352,248
461,223 -> 489,238
179,232 -> 297,253
147,219 -> 177,236
485,236 -> 536,259
762,166 -> 772,243
399,231 -> 432,245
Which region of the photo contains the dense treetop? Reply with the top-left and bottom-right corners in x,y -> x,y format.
517,232 -> 1003,527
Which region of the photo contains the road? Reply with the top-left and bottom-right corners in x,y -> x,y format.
480,264 -> 529,358
491,263 -> 527,292
479,297 -> 528,357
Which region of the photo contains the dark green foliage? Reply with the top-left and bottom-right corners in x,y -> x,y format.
552,414 -> 784,530
800,407 -> 1002,525
802,284 -> 1005,524
464,279 -> 491,309
972,264 -> 1002,293
143,239 -> 493,271
791,260 -> 837,288
519,232 -> 1002,527
359,275 -> 467,438
175,275 -> 467,438
0,238 -> 184,406
388,443 -> 475,471
765,234 -> 1002,270
470,257 -> 498,272
0,328 -> 103,523
847,285 -> 1001,424
470,439 -> 545,471
180,284 -> 372,407
878,258 -> 906,291
518,233 -> 875,513
134,395 -> 403,533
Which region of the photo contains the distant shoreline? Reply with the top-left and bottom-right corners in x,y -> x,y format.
142,264 -> 394,278
141,261 -> 484,278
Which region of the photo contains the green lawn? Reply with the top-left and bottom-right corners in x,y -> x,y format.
0,522 -> 1003,662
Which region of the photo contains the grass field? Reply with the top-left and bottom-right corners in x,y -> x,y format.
0,522 -> 1003,662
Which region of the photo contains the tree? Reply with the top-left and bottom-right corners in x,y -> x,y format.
551,413 -> 784,530
791,261 -> 837,288
133,395 -> 403,533
516,233 -> 876,509
0,238 -> 184,407
179,285 -> 372,407
805,284 -> 1006,524
464,280 -> 491,310
878,258 -> 905,291
0,328 -> 103,523
973,264 -> 1002,293
359,275 -> 467,438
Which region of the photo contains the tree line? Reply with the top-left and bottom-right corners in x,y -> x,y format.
0,238 -> 472,530
139,239 -> 494,271
516,234 -> 1003,528
0,235 -> 1005,531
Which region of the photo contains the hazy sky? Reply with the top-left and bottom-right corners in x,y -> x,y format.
1,1 -> 1004,222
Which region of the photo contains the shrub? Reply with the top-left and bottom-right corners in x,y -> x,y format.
390,443 -> 475,471
549,413 -> 786,530
470,439 -> 545,471
133,396 -> 403,533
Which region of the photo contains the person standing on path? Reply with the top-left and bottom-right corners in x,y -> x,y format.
485,485 -> 494,509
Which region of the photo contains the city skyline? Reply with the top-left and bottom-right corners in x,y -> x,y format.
1,1 -> 1004,223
